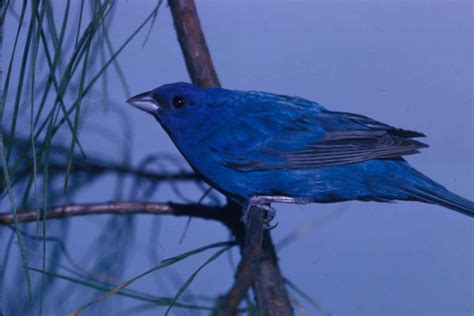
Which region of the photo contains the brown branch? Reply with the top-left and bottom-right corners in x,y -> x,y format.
254,232 -> 294,315
0,201 -> 230,225
217,207 -> 264,315
0,201 -> 170,224
169,0 -> 220,88
169,1 -> 294,315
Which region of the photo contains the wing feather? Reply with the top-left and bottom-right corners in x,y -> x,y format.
219,103 -> 428,172
284,130 -> 428,168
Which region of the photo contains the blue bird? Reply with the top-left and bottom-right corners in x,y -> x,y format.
128,82 -> 474,223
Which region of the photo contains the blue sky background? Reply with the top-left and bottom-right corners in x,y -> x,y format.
2,1 -> 473,315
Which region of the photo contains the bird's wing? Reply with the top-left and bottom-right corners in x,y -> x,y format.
220,109 -> 428,172
283,128 -> 427,168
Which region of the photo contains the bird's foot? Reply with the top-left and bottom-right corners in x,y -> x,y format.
241,199 -> 277,230
241,195 -> 311,230
260,204 -> 278,230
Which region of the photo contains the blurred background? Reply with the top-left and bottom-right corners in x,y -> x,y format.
1,1 -> 473,315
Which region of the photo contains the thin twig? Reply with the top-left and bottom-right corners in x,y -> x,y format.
0,201 -> 227,225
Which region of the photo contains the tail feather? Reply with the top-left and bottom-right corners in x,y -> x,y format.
394,161 -> 474,217
410,187 -> 474,217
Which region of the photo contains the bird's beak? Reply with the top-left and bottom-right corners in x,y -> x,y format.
127,91 -> 159,113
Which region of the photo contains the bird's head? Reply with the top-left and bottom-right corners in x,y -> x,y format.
127,82 -> 211,131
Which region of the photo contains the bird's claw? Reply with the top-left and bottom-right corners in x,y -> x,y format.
241,203 -> 277,230
260,204 -> 277,229
265,221 -> 279,231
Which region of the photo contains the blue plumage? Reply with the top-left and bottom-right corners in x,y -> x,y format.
128,82 -> 474,218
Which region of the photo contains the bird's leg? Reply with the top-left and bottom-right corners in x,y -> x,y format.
242,195 -> 312,229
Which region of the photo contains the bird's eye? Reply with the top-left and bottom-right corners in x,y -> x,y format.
172,96 -> 186,108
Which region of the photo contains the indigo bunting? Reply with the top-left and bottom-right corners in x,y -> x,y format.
128,82 -> 474,223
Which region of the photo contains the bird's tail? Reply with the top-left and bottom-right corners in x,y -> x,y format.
403,166 -> 474,217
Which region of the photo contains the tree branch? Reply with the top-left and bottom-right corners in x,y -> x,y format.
0,200 -> 232,225
254,232 -> 294,315
169,0 -> 220,88
217,207 -> 264,315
